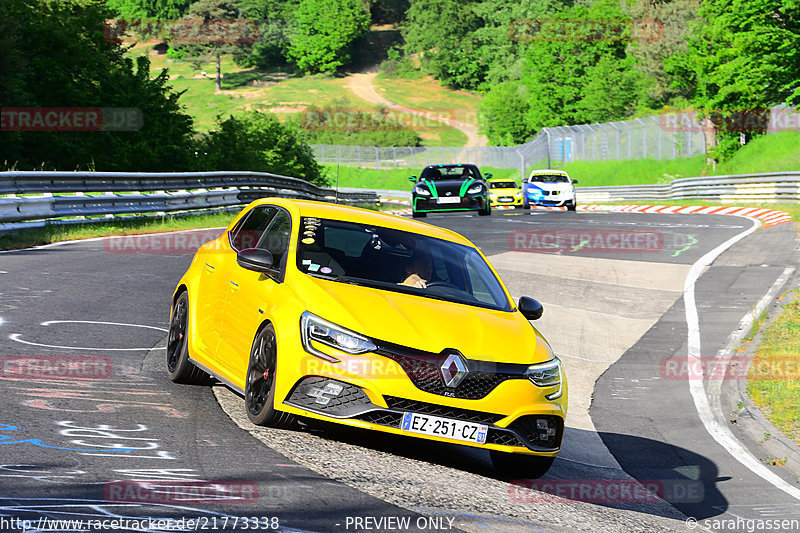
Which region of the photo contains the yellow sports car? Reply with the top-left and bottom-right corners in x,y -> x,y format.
487,178 -> 523,208
167,198 -> 567,477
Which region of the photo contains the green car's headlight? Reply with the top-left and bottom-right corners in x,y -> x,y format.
301,311 -> 376,362
467,184 -> 484,195
524,358 -> 563,400
414,185 -> 431,196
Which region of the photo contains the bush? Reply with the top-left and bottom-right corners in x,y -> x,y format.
197,111 -> 327,185
298,104 -> 422,146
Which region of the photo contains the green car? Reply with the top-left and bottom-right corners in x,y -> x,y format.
409,164 -> 491,218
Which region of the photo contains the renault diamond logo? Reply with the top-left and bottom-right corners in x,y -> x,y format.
441,352 -> 468,388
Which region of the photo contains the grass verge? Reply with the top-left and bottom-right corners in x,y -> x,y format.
746,293 -> 800,446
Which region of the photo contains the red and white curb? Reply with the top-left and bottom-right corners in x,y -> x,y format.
581,204 -> 793,228
380,198 -> 793,227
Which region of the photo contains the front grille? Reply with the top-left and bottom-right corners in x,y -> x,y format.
356,410 -> 403,427
384,396 -> 505,425
373,341 -> 526,400
285,376 -> 373,417
487,429 -> 525,447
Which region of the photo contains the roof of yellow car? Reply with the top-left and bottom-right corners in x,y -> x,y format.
250,198 -> 472,245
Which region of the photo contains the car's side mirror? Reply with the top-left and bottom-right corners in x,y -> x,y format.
572,179 -> 579,184
484,173 -> 493,179
409,176 -> 417,182
518,296 -> 544,321
237,248 -> 276,274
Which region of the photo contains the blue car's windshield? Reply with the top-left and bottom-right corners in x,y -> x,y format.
296,218 -> 511,311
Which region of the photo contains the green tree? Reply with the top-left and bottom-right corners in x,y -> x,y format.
234,0 -> 301,68
680,0 -> 800,161
1,0 -> 195,171
520,0 -> 645,131
106,0 -> 196,19
287,0 -> 370,73
625,0 -> 701,109
198,112 -> 327,185
402,0 -> 485,89
477,81 -> 533,145
175,0 -> 242,91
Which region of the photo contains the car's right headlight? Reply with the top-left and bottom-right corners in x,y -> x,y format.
301,311 -> 376,362
524,358 -> 563,400
414,185 -> 431,196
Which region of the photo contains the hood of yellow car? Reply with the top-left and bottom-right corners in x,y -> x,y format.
293,274 -> 551,365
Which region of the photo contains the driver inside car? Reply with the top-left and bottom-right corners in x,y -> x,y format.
401,250 -> 434,288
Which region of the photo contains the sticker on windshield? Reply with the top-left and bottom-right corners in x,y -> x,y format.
320,267 -> 332,274
302,259 -> 312,265
308,264 -> 320,272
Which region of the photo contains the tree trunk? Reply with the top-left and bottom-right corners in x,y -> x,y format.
702,116 -> 717,170
215,50 -> 222,92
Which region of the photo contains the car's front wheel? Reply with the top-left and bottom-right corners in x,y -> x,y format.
490,450 -> 555,479
478,202 -> 492,216
245,324 -> 295,428
166,292 -> 210,384
412,210 -> 427,218
566,201 -> 577,212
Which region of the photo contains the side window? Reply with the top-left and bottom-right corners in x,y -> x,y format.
230,207 -> 277,251
257,210 -> 292,269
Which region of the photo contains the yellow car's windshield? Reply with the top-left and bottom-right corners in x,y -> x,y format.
296,218 -> 511,311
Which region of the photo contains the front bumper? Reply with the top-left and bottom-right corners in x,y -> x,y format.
490,195 -> 523,207
525,192 -> 573,207
413,195 -> 488,213
276,337 -> 567,456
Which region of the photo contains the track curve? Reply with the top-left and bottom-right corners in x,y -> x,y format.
0,210 -> 798,533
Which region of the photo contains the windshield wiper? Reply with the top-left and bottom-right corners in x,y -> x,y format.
306,272 -> 363,285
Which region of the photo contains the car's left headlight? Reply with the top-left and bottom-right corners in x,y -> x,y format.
467,184 -> 484,194
414,185 -> 431,196
301,311 -> 376,362
524,358 -> 563,400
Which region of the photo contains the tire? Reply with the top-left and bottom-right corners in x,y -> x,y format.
490,451 -> 555,479
566,201 -> 577,212
245,324 -> 295,428
412,211 -> 427,218
522,202 -> 530,210
478,202 -> 491,216
166,292 -> 210,384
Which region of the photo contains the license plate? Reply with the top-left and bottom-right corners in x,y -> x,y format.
436,197 -> 461,204
400,412 -> 488,444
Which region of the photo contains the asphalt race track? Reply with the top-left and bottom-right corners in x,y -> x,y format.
1,208 -> 799,533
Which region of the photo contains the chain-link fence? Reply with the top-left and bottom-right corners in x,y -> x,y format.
311,106 -> 796,177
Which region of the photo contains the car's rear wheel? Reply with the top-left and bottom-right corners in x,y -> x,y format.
490,450 -> 555,479
412,211 -> 427,218
166,292 -> 209,384
245,324 -> 295,428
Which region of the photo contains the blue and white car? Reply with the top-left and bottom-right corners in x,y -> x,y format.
522,170 -> 578,211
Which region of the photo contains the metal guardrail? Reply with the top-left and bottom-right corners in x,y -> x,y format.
0,171 -> 378,232
576,172 -> 800,204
